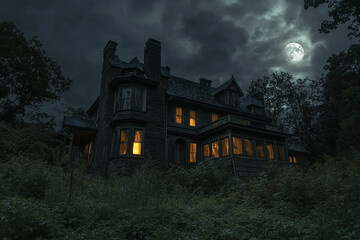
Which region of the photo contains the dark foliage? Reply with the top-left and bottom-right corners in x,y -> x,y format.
304,0 -> 360,40
0,21 -> 71,125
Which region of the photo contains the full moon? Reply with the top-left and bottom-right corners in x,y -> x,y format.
285,42 -> 304,63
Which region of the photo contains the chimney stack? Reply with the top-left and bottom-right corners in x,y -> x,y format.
144,38 -> 161,78
199,78 -> 212,87
103,40 -> 117,59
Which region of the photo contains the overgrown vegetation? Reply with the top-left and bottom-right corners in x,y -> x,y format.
1,123 -> 359,239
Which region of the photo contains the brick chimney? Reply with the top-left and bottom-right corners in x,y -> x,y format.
144,38 -> 161,78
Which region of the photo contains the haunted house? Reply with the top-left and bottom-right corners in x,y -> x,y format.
62,39 -> 303,177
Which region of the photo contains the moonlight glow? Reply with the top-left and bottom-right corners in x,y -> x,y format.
285,42 -> 304,63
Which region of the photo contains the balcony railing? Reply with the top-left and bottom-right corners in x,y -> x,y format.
199,115 -> 284,134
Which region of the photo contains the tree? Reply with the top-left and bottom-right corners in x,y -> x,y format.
0,21 -> 72,125
304,0 -> 360,40
248,72 -> 324,156
321,44 -> 360,153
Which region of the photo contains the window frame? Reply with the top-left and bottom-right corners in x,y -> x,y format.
266,142 -> 275,160
111,127 -> 145,157
211,140 -> 219,159
255,140 -> 265,158
232,136 -> 243,155
244,138 -> 255,157
221,137 -> 230,157
211,113 -> 219,122
175,107 -> 183,125
203,143 -> 210,158
189,109 -> 196,127
113,85 -> 147,113
190,143 -> 197,163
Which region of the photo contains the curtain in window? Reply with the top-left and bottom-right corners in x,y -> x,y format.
204,144 -> 210,158
133,130 -> 142,155
232,137 -> 243,155
134,88 -> 144,111
190,110 -> 196,126
212,141 -> 219,158
244,138 -> 254,156
256,140 -> 265,158
176,107 -> 182,124
266,143 -> 274,159
122,88 -> 131,110
190,143 -> 197,163
222,138 -> 229,156
120,130 -> 129,155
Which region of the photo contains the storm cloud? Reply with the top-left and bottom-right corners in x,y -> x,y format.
0,0 -> 355,125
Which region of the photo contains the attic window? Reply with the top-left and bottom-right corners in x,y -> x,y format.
176,107 -> 182,124
256,140 -> 265,158
190,110 -> 196,127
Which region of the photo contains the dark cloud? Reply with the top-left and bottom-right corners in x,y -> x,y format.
0,0 -> 355,126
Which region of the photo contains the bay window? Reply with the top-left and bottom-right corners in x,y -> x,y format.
113,86 -> 147,112
232,137 -> 243,155
221,138 -> 229,156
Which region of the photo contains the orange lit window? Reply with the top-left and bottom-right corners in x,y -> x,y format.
204,144 -> 210,158
241,119 -> 249,125
232,137 -> 243,155
132,130 -> 142,155
289,156 -> 293,163
266,143 -> 274,159
120,130 -> 129,155
244,138 -> 254,156
212,141 -> 219,158
190,143 -> 197,163
256,140 -> 265,158
190,110 -> 196,126
212,113 -> 219,122
222,138 -> 229,156
176,107 -> 182,124
277,144 -> 283,160
293,156 -> 297,163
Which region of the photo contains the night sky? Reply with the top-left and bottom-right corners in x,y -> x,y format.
0,0 -> 356,125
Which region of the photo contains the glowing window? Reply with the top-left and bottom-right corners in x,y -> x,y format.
241,119 -> 249,125
289,156 -> 293,163
190,143 -> 197,163
212,113 -> 219,122
204,144 -> 210,158
277,144 -> 283,160
212,141 -> 219,158
244,138 -> 254,156
132,130 -> 142,155
122,87 -> 132,110
190,110 -> 196,126
120,129 -> 129,155
266,143 -> 274,159
232,137 -> 243,155
222,138 -> 229,156
293,156 -> 297,163
256,140 -> 265,158
176,107 -> 182,124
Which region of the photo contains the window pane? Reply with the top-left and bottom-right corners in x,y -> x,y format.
293,156 -> 297,163
244,138 -> 254,156
222,138 -> 229,156
133,130 -> 142,155
232,137 -> 243,155
241,120 -> 249,125
190,143 -> 197,163
289,156 -> 293,163
135,88 -> 144,111
190,110 -> 196,126
122,87 -> 131,110
119,129 -> 129,155
212,113 -> 219,122
204,144 -> 210,157
212,141 -> 219,158
256,140 -> 265,158
266,143 -> 274,159
176,107 -> 182,124
277,144 -> 283,160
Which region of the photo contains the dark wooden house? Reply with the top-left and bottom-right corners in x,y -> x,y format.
63,38 -> 296,176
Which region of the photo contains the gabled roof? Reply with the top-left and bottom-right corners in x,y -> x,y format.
62,116 -> 97,131
241,95 -> 264,108
212,75 -> 244,96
